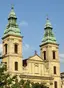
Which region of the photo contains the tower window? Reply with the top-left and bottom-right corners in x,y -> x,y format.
14,44 -> 18,54
53,66 -> 56,74
5,44 -> 7,54
53,51 -> 56,59
43,51 -> 46,60
54,81 -> 57,88
15,62 -> 18,71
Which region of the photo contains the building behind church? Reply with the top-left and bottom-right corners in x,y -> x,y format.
1,6 -> 63,88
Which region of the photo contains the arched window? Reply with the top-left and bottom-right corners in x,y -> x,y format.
15,62 -> 18,71
4,44 -> 7,54
14,44 -> 18,54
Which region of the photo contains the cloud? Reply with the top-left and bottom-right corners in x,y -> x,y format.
60,58 -> 64,63
0,44 -> 2,52
59,54 -> 64,58
59,53 -> 64,63
23,43 -> 34,52
23,44 -> 30,51
0,44 -> 3,56
19,21 -> 28,27
23,43 -> 35,58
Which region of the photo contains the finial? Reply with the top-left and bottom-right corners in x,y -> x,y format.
11,4 -> 14,10
34,50 -> 37,55
46,14 -> 49,20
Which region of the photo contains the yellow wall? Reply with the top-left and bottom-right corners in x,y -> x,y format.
2,35 -> 22,73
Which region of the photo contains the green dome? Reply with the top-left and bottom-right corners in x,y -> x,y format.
3,6 -> 21,38
41,18 -> 57,45
4,27 -> 21,37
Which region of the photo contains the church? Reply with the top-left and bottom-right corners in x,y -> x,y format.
1,6 -> 62,88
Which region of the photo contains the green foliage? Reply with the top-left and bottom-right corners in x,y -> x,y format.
0,64 -> 16,87
32,83 -> 48,88
24,80 -> 31,88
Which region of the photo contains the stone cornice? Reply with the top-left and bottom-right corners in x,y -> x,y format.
2,54 -> 22,58
2,34 -> 23,39
8,71 -> 53,80
40,42 -> 59,47
20,74 -> 53,80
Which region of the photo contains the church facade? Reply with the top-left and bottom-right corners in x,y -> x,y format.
1,6 -> 61,88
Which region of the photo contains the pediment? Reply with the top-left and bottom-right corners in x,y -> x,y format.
28,55 -> 43,61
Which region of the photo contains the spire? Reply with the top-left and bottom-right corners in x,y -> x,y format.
3,6 -> 21,38
41,18 -> 57,45
8,5 -> 17,19
44,17 -> 52,29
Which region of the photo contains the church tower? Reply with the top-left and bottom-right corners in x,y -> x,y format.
40,18 -> 61,88
2,6 -> 23,74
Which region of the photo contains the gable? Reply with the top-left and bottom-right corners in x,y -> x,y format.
28,55 -> 43,61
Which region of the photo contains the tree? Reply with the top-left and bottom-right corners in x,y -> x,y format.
0,63 -> 17,88
11,79 -> 32,88
31,82 -> 48,88
23,80 -> 31,88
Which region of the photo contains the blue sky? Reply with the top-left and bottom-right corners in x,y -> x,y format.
0,0 -> 64,72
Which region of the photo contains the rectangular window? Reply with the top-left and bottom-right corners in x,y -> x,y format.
5,44 -> 7,54
43,51 -> 46,60
54,66 -> 56,74
15,62 -> 18,71
53,51 -> 56,59
54,81 -> 57,88
14,44 -> 18,54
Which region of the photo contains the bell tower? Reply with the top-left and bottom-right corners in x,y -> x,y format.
40,18 -> 61,88
2,6 -> 23,74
